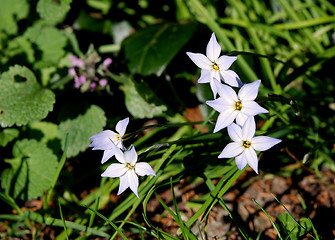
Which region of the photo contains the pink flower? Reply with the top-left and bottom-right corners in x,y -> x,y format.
99,79 -> 108,87
74,75 -> 86,88
90,82 -> 97,91
68,68 -> 77,76
103,58 -> 112,67
69,55 -> 84,68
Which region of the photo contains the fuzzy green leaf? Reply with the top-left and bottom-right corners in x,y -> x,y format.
0,0 -> 29,35
24,22 -> 67,67
1,139 -> 58,200
0,65 -> 55,127
123,22 -> 196,76
0,129 -> 20,147
58,105 -> 107,158
37,0 -> 72,26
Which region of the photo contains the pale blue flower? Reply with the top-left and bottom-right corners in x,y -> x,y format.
186,32 -> 242,97
218,116 -> 281,174
206,79 -> 268,133
101,144 -> 156,198
89,117 -> 129,163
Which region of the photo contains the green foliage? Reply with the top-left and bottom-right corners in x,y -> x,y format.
276,213 -> 314,240
37,0 -> 72,26
123,22 -> 196,76
122,78 -> 168,119
1,139 -> 58,200
58,105 -> 106,158
0,0 -> 333,239
0,0 -> 29,35
0,65 -> 55,127
0,129 -> 19,147
24,22 -> 68,67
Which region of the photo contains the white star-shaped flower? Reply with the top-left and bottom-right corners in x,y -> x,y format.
206,79 -> 268,133
101,143 -> 156,198
218,116 -> 281,174
186,32 -> 242,97
89,117 -> 129,164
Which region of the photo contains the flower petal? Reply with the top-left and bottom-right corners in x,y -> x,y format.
235,112 -> 248,126
251,136 -> 282,151
115,117 -> 129,136
206,97 -> 231,113
198,69 -> 211,83
135,162 -> 156,176
124,145 -> 138,166
118,174 -> 130,195
213,109 -> 238,133
216,55 -> 237,70
244,148 -> 259,174
241,101 -> 269,116
186,52 -> 212,70
238,80 -> 261,101
101,163 -> 127,178
235,153 -> 248,170
209,77 -> 219,98
128,169 -> 139,198
220,70 -> 242,87
110,142 -> 126,163
101,149 -> 115,164
218,142 -> 244,158
227,123 -> 242,142
89,130 -> 117,150
206,33 -> 221,62
214,79 -> 238,102
241,116 -> 256,141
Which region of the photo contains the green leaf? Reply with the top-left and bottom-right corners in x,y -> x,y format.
23,210 -> 110,237
123,22 -> 196,76
5,36 -> 35,64
58,105 -> 107,158
0,129 -> 20,147
0,65 -> 55,127
121,78 -> 167,118
28,121 -> 59,143
24,22 -> 67,67
37,0 -> 72,26
0,139 -> 58,200
276,213 -> 314,240
0,0 -> 29,35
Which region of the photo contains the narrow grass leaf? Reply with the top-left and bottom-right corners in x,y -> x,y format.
253,199 -> 283,240
84,205 -> 127,240
58,201 -> 69,240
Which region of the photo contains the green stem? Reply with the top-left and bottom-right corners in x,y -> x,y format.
44,133 -> 69,209
228,0 -> 280,93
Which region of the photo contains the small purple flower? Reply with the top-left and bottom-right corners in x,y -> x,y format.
78,75 -> 86,84
90,82 -> 97,91
103,58 -> 112,67
68,68 -> 77,76
69,55 -> 84,68
99,79 -> 108,87
74,76 -> 86,88
74,77 -> 81,88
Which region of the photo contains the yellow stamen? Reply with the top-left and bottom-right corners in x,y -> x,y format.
213,63 -> 219,71
126,163 -> 134,169
235,101 -> 242,110
243,141 -> 251,148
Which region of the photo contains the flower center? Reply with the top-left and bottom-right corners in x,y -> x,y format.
235,101 -> 242,110
126,163 -> 134,169
116,134 -> 120,141
213,63 -> 220,71
243,141 -> 251,148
